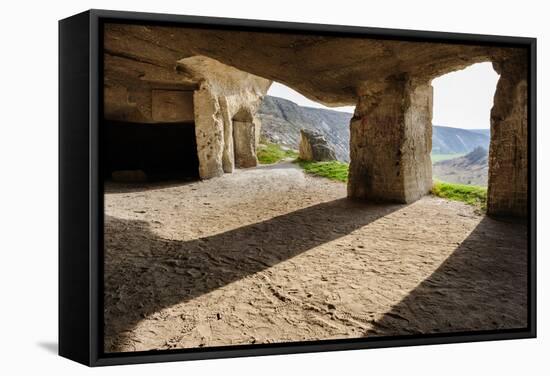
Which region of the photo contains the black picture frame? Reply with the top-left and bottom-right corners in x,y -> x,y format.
59,9 -> 537,367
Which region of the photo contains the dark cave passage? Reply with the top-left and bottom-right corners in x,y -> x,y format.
104,120 -> 200,182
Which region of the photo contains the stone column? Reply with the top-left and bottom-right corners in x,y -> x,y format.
487,55 -> 528,217
193,86 -> 225,179
218,97 -> 235,173
348,77 -> 433,203
233,118 -> 258,168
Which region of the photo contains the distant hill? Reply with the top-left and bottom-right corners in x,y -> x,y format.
470,129 -> 491,136
432,126 -> 490,155
432,147 -> 489,186
258,95 -> 491,163
258,96 -> 352,162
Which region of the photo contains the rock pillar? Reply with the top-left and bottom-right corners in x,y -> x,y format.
193,86 -> 225,179
487,55 -> 528,217
348,77 -> 433,203
219,97 -> 235,173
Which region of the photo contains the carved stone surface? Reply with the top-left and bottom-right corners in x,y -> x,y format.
348,78 -> 432,203
104,24 -> 518,107
233,120 -> 258,168
151,90 -> 194,123
487,56 -> 529,217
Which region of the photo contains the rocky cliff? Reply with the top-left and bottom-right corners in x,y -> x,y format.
432,126 -> 490,154
258,96 -> 352,162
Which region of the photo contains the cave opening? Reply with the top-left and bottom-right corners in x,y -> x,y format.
260,81 -> 355,163
104,87 -> 200,183
431,62 -> 499,187
105,120 -> 200,182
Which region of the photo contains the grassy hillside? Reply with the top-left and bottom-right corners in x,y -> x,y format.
257,142 -> 298,164
296,159 -> 349,182
431,180 -> 487,211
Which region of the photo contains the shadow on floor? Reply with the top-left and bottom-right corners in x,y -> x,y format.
37,341 -> 58,355
365,216 -> 528,337
104,198 -> 403,351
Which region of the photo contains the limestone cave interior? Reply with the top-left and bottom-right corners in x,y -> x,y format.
102,23 -> 529,353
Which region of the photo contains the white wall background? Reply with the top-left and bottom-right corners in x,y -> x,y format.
0,0 -> 547,374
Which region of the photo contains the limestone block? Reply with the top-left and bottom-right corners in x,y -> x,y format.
299,129 -> 337,161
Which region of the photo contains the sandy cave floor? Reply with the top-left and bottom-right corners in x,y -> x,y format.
104,162 -> 528,353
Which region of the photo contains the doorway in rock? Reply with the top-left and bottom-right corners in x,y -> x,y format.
232,109 -> 258,168
105,120 -> 200,182
431,62 -> 499,187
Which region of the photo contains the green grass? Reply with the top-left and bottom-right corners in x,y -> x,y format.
257,143 -> 298,164
292,157 -> 486,210
431,153 -> 465,163
431,180 -> 487,210
295,159 -> 349,183
259,144 -> 486,210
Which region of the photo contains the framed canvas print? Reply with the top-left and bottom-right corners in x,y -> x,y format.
59,9 -> 536,366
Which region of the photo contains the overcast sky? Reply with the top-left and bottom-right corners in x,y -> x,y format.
266,62 -> 499,130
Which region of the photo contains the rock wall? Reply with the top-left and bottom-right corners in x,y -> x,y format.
104,84 -> 155,123
487,54 -> 529,217
348,78 -> 432,203
151,90 -> 195,123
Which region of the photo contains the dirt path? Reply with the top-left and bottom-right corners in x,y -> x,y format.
104,162 -> 528,352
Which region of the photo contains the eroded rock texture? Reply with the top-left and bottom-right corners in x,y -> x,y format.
104,23 -> 529,216
487,55 -> 529,217
299,129 -> 337,161
348,78 -> 433,203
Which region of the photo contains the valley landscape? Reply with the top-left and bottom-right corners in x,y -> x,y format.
258,95 -> 491,186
